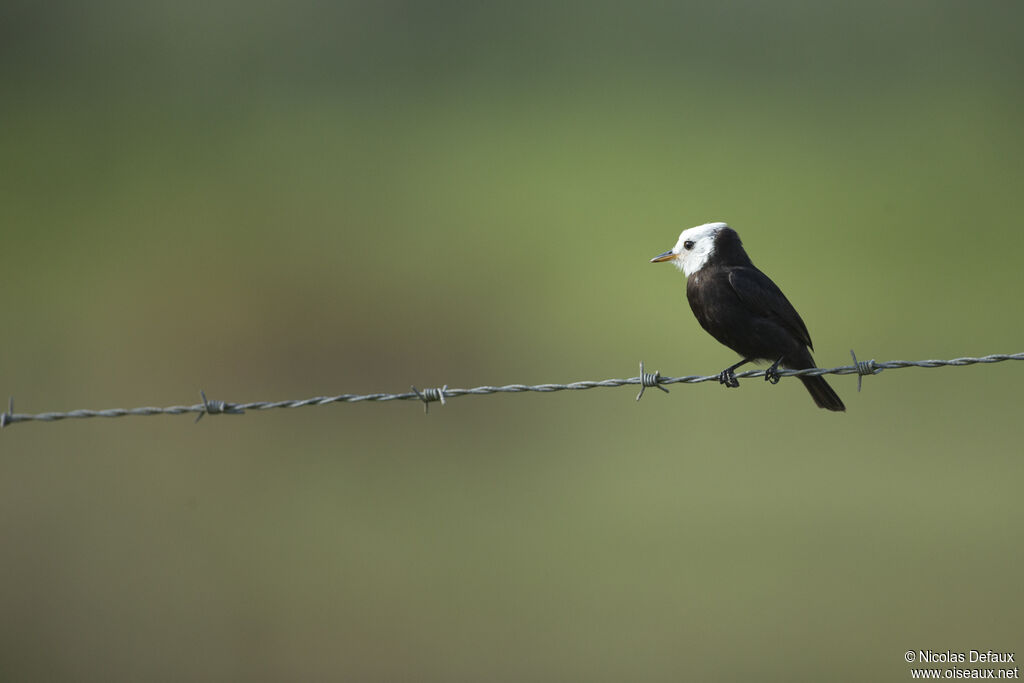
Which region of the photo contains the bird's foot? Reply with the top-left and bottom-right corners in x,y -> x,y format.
718,368 -> 740,388
764,357 -> 783,385
717,358 -> 752,389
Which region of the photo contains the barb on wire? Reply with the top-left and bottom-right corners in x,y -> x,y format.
195,390 -> 244,423
849,349 -> 879,392
2,352 -> 1022,429
1,397 -> 13,429
411,385 -> 447,414
636,361 -> 669,401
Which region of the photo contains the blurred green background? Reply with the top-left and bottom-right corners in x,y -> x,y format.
2,1 -> 1022,680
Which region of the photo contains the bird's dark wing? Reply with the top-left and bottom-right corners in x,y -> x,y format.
726,267 -> 813,349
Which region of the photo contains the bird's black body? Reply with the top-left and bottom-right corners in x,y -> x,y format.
683,228 -> 844,411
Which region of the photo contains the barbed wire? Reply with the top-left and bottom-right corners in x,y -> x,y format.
2,352 -> 1022,428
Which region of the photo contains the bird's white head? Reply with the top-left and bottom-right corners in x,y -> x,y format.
650,222 -> 729,276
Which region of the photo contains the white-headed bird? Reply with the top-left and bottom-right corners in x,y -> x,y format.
651,222 -> 844,411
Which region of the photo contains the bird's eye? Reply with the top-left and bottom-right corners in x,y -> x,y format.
683,240 -> 695,250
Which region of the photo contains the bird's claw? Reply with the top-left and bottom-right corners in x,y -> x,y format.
719,369 -> 740,388
765,366 -> 781,385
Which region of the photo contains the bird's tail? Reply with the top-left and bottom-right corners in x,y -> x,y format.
799,375 -> 845,412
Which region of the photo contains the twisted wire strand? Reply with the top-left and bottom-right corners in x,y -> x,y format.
3,352 -> 1022,428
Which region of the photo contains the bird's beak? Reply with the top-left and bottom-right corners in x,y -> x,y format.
650,250 -> 677,263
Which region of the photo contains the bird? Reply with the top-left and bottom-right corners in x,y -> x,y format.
650,222 -> 845,411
